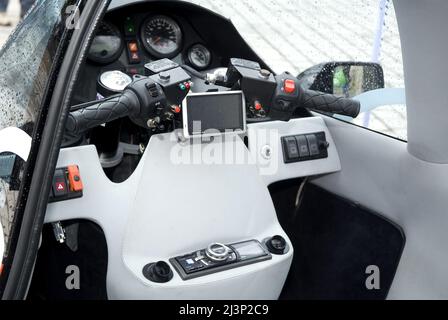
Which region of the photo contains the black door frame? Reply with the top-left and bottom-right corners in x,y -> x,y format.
2,0 -> 111,299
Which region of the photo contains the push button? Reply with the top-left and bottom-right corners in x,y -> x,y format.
284,79 -> 296,94
52,169 -> 68,197
295,135 -> 310,157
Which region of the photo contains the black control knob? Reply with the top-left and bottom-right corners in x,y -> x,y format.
142,261 -> 173,283
266,235 -> 287,255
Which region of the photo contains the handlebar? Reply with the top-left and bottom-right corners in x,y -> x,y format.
66,61 -> 361,134
66,90 -> 140,134
301,89 -> 360,118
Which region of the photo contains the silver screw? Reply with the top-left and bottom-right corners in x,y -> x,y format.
261,145 -> 272,159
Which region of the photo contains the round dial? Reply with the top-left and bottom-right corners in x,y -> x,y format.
88,22 -> 123,64
188,44 -> 211,69
141,15 -> 182,58
98,71 -> 132,94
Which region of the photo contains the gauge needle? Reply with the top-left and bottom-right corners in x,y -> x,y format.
153,36 -> 161,44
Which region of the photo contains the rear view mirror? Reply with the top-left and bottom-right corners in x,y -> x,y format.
297,62 -> 385,98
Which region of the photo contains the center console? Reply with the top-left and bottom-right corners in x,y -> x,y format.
170,239 -> 284,280
45,133 -> 294,299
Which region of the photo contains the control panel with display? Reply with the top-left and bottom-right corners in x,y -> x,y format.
169,240 -> 271,280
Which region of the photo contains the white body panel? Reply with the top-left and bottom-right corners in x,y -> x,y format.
44,117 -> 339,299
247,117 -> 341,185
313,115 -> 448,299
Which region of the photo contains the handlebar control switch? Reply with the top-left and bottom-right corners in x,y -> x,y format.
146,60 -> 191,106
225,58 -> 277,115
271,73 -> 302,121
283,79 -> 296,94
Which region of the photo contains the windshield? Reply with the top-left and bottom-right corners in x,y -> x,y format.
188,0 -> 403,88
188,0 -> 406,140
0,0 -> 73,259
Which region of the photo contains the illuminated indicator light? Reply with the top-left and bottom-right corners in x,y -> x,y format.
125,18 -> 135,34
184,82 -> 191,89
128,42 -> 138,52
179,84 -> 186,90
173,105 -> 181,113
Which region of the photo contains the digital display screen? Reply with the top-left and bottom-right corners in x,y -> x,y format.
231,240 -> 268,261
185,91 -> 245,136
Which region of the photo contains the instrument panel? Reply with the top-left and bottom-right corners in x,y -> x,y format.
87,13 -> 213,71
74,0 -> 268,107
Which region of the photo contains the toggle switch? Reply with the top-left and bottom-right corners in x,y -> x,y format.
67,165 -> 83,192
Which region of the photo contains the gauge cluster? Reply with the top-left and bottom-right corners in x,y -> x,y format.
87,13 -> 215,73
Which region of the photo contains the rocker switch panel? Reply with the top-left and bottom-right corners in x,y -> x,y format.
282,132 -> 329,163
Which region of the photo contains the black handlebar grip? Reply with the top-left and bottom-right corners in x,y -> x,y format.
66,90 -> 140,134
301,89 -> 360,118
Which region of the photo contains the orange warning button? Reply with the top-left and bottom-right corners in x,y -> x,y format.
67,165 -> 83,192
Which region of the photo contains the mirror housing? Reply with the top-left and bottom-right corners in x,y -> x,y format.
297,62 -> 385,98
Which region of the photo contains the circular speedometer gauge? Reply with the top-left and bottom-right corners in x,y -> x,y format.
88,22 -> 123,65
141,15 -> 182,58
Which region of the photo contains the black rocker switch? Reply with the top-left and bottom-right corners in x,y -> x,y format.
306,134 -> 320,156
296,135 -> 310,157
282,136 -> 299,162
52,169 -> 68,197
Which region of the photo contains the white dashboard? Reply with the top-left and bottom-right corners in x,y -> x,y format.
44,116 -> 340,299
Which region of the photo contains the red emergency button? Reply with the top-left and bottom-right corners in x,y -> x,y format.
284,79 -> 296,94
56,182 -> 66,191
